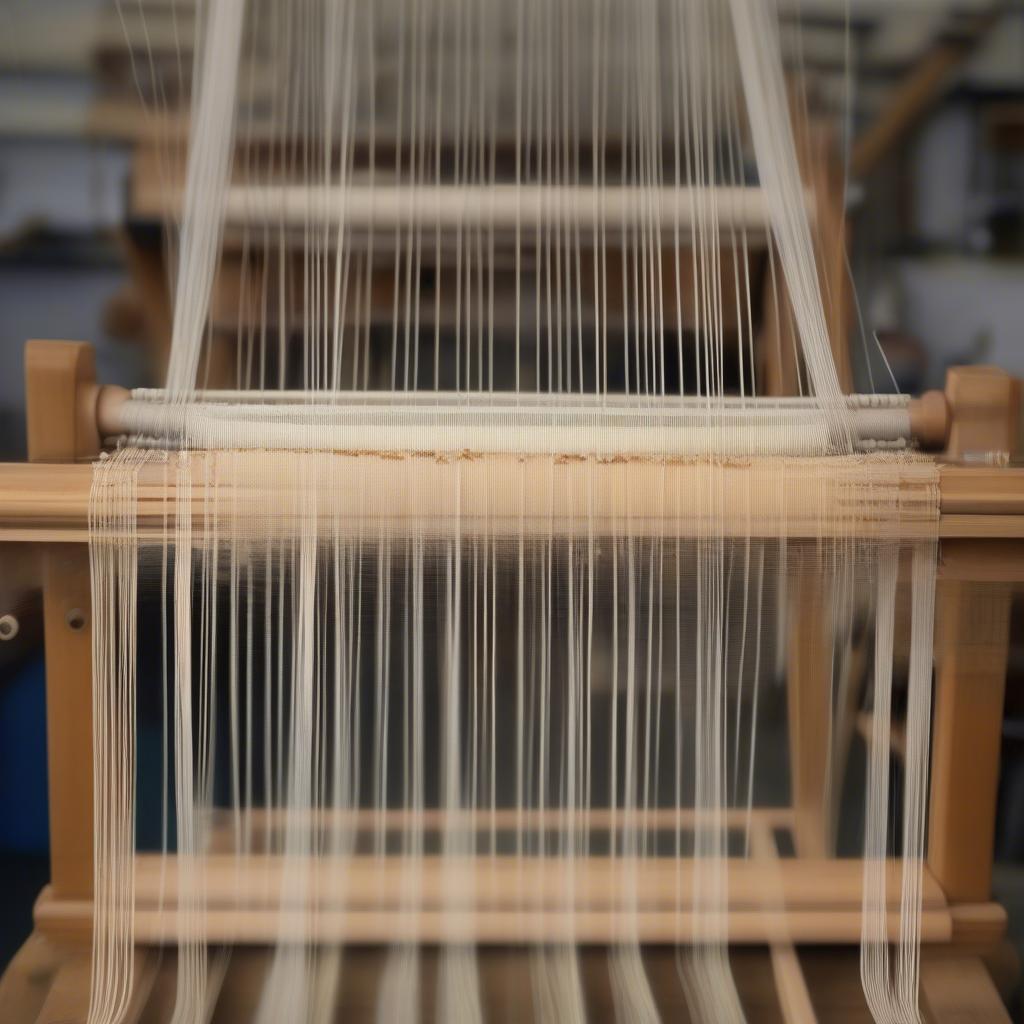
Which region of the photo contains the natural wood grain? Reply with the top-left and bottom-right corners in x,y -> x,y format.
928,369 -> 1017,908
920,957 -> 1012,1024
928,579 -> 1012,905
786,566 -> 832,858
24,341 -> 100,463
26,343 -> 98,905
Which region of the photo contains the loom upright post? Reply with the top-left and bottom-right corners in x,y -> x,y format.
786,563 -> 832,858
928,367 -> 1019,908
25,340 -> 99,906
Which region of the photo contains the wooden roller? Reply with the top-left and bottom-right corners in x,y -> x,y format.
91,383 -> 952,449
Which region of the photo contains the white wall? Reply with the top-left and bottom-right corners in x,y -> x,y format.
897,257 -> 1024,389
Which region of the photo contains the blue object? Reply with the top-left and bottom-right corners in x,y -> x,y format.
0,656 -> 49,853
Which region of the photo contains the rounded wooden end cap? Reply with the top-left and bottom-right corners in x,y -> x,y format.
95,386 -> 130,440
908,390 -> 950,451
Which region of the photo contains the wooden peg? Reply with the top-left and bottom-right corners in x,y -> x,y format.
908,390 -> 951,451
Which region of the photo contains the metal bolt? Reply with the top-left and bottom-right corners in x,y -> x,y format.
0,614 -> 18,641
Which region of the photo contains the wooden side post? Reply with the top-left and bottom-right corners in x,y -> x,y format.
787,553 -> 832,858
928,366 -> 1018,905
928,579 -> 1011,904
851,8 -> 1008,180
920,956 -> 1012,1024
759,260 -> 800,399
25,341 -> 99,904
945,365 -> 1019,460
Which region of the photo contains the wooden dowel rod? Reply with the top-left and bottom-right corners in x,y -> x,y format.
130,908 -> 953,946
34,892 -> 951,947
4,463 -> 1024,543
223,184 -> 785,232
0,458 -> 943,541
206,804 -> 793,833
130,855 -> 948,911
95,387 -> 950,450
908,391 -> 951,451
748,821 -> 821,1024
940,466 -> 1024,515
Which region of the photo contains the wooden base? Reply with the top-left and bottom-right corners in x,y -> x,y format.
31,852 -> 1003,948
5,460 -> 1024,543
3,932 -> 1012,1024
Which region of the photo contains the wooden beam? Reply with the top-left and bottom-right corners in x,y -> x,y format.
0,934 -> 67,1024
920,956 -> 1012,1024
748,822 -> 820,1024
5,460 -> 1024,542
34,895 -> 953,949
25,342 -> 98,905
927,365 -> 1017,907
786,562 -> 832,857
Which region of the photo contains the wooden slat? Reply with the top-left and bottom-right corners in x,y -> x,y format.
32,853 -> 955,948
786,569 -> 832,857
927,578 -> 1011,905
920,957 -> 1012,1024
5,929 -> 1010,1021
127,854 -> 949,913
928,369 -> 1017,909
4,458 -> 1022,533
940,466 -> 1024,515
949,902 -> 1008,948
33,958 -> 90,1024
34,894 -> 953,948
206,803 -> 793,834
0,934 -> 67,1024
40,549 -> 94,902
749,821 -> 819,1024
7,457 -> 1018,542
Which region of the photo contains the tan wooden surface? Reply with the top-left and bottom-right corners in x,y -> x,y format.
26,343 -> 98,904
920,956 -> 1013,1024
0,934 -> 67,1024
927,368 -> 1018,907
786,566 -> 832,858
749,823 -> 820,1024
5,460 -> 1022,543
24,341 -> 101,463
123,853 -> 950,912
945,366 -> 1019,461
928,578 -> 1011,904
29,850 -> 975,948
39,549 -> 94,902
34,900 -> 954,948
2,931 -> 1010,1023
33,956 -> 91,1024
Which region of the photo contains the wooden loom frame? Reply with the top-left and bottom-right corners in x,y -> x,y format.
2,341 -> 1023,1022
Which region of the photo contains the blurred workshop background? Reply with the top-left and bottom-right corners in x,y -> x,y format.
0,0 -> 1022,1012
